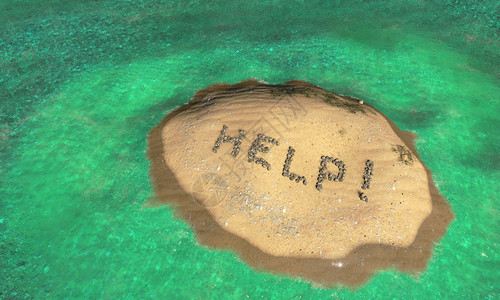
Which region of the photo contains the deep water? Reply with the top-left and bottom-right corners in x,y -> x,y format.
1,0 -> 498,298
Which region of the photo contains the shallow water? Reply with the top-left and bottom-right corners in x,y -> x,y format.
1,1 -> 498,298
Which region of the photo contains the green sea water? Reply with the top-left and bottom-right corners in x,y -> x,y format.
1,0 -> 499,298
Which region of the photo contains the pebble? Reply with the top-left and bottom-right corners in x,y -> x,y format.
359,192 -> 369,202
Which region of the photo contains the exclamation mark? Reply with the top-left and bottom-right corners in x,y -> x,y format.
359,160 -> 374,202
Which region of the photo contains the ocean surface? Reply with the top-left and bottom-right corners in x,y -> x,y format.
1,0 -> 498,298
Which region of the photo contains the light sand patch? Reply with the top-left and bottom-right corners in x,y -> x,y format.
147,79 -> 454,287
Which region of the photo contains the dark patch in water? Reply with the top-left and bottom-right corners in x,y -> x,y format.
385,107 -> 441,129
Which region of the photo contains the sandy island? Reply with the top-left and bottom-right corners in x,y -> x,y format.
147,80 -> 454,287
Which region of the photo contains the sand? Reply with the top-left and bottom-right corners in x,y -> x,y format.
147,80 -> 454,287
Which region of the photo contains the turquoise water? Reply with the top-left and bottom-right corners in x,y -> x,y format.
1,1 -> 498,298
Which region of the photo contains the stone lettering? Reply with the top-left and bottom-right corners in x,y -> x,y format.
248,133 -> 279,170
212,125 -> 246,157
282,146 -> 307,185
